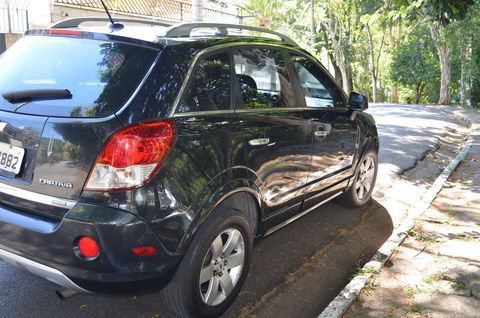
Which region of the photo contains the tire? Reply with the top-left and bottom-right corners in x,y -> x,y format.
160,206 -> 253,318
337,148 -> 378,208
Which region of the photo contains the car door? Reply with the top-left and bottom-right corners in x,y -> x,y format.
232,46 -> 313,224
287,51 -> 359,209
168,50 -> 247,218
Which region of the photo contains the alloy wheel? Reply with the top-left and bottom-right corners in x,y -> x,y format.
355,155 -> 375,200
199,228 -> 245,306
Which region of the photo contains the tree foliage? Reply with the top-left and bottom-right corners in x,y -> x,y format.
414,0 -> 474,25
242,0 -> 480,106
390,28 -> 439,103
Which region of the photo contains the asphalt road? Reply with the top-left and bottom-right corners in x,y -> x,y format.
370,104 -> 459,187
0,104 -> 461,318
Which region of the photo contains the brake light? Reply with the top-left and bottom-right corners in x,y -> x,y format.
49,29 -> 83,36
84,120 -> 176,191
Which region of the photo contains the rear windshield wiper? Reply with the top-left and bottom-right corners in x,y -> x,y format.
1,89 -> 72,104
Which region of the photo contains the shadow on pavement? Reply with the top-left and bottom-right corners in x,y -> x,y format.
223,198 -> 393,318
0,199 -> 392,318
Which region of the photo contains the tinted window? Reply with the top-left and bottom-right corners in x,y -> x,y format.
0,35 -> 158,117
291,54 -> 345,108
178,52 -> 231,113
234,48 -> 294,109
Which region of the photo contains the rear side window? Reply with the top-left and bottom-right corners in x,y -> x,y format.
177,52 -> 231,113
0,35 -> 158,117
234,48 -> 295,109
291,54 -> 345,108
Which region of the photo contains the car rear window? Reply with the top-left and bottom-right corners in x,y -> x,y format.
0,35 -> 158,117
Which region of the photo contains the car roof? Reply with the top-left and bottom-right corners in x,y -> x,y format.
42,18 -> 299,49
163,36 -> 299,50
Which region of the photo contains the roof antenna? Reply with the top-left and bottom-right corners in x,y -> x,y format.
99,0 -> 124,31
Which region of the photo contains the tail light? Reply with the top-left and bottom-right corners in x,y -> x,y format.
131,246 -> 159,256
84,120 -> 176,191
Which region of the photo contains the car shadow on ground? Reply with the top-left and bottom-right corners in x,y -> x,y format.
0,199 -> 393,318
224,199 -> 393,317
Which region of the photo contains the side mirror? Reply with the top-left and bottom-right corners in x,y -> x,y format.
348,92 -> 368,111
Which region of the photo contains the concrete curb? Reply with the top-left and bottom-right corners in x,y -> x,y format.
317,108 -> 475,318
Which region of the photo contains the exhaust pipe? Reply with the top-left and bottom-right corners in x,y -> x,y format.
56,288 -> 79,300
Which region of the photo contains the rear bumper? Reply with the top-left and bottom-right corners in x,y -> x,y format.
0,246 -> 89,293
0,201 -> 181,294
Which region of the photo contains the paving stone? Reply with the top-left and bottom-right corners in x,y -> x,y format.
444,264 -> 480,300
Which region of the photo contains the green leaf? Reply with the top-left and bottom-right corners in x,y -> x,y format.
400,5 -> 408,18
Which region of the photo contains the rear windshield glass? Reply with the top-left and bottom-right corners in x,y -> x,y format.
0,35 -> 158,117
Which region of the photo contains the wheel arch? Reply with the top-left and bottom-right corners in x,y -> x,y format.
348,113 -> 379,190
356,112 -> 379,161
176,179 -> 263,255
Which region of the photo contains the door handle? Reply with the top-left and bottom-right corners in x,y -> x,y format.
248,138 -> 270,146
314,130 -> 329,138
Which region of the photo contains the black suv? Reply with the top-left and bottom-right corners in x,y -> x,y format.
0,20 -> 378,317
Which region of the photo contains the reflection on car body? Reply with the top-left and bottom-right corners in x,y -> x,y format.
0,20 -> 378,318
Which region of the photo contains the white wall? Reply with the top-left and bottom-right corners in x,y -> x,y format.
27,0 -> 53,28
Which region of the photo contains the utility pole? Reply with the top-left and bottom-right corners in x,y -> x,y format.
192,0 -> 204,22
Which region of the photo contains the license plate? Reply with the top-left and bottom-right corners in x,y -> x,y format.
0,142 -> 25,175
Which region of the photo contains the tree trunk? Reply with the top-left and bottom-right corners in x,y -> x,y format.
321,9 -> 352,94
329,53 -> 343,86
372,75 -> 378,103
391,86 -> 399,103
415,84 -> 421,104
336,53 -> 352,93
429,22 -> 452,105
460,49 -> 466,106
390,18 -> 401,104
460,23 -> 468,107
415,82 -> 426,104
438,45 -> 452,105
348,75 -> 353,95
310,0 -> 315,49
366,23 -> 377,103
322,29 -> 343,86
327,28 -> 351,93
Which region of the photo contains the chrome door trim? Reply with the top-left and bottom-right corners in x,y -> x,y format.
172,107 -> 351,118
173,109 -> 235,118
235,107 -> 308,114
248,138 -> 270,146
0,182 -> 76,209
264,191 -> 343,236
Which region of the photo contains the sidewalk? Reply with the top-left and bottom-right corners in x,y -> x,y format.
344,108 -> 480,318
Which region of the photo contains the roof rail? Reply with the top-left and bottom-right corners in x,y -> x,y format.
51,17 -> 171,29
163,23 -> 298,46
